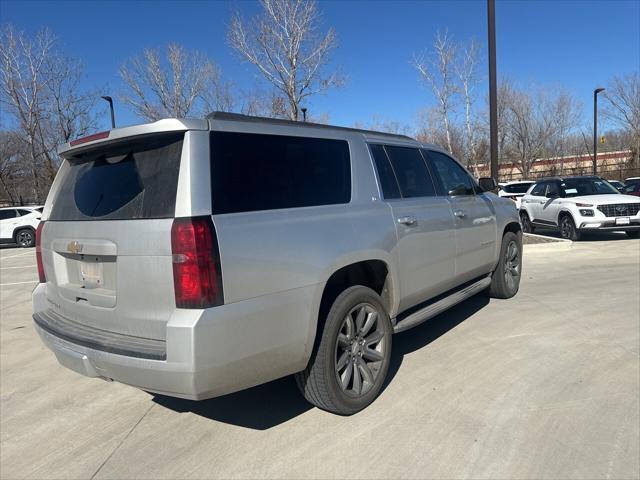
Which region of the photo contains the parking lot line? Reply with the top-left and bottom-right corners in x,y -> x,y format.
1,265 -> 37,270
1,251 -> 34,260
0,280 -> 38,286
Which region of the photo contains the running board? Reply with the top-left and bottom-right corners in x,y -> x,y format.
393,276 -> 492,333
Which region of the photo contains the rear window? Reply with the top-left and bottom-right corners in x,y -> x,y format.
49,134 -> 184,221
503,183 -> 534,194
210,132 -> 351,214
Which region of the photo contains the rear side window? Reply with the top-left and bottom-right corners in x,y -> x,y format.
0,209 -> 17,220
49,134 -> 184,221
369,144 -> 401,199
530,183 -> 546,196
503,183 -> 534,194
210,132 -> 350,214
383,146 -> 436,198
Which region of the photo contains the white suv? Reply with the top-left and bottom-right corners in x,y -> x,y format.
498,180 -> 535,210
519,176 -> 640,240
0,206 -> 42,247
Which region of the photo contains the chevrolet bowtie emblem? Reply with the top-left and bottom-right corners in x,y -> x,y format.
67,241 -> 83,254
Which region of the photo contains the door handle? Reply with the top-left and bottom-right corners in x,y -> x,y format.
453,210 -> 467,218
397,216 -> 417,226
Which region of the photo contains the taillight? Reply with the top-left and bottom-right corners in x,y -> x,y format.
171,217 -> 223,308
35,222 -> 46,283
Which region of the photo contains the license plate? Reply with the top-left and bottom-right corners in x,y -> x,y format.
615,217 -> 630,225
80,257 -> 103,288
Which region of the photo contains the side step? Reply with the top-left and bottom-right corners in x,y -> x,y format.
393,276 -> 492,333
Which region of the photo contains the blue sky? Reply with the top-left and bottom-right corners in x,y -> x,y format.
1,0 -> 639,131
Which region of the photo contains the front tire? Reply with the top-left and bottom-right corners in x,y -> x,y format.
559,214 -> 581,241
14,228 -> 35,248
488,231 -> 522,299
295,286 -> 392,415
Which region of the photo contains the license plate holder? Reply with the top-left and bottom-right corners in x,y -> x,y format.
615,217 -> 631,225
80,256 -> 103,288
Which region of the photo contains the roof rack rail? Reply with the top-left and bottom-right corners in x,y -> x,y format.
206,111 -> 415,141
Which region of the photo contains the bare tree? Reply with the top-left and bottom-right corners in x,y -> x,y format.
413,31 -> 458,154
120,43 -> 233,121
0,25 -> 97,202
549,91 -> 582,173
455,38 -> 482,173
603,71 -> 640,163
228,0 -> 343,121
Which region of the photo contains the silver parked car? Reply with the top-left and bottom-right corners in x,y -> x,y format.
33,113 -> 522,414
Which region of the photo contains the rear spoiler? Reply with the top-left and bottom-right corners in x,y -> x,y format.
57,118 -> 209,158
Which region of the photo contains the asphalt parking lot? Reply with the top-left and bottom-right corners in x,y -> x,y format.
1,236 -> 639,480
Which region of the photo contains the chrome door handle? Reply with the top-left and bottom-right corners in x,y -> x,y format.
453,210 -> 467,218
397,216 -> 417,226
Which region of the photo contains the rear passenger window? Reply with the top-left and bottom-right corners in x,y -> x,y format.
17,209 -> 32,216
210,132 -> 350,214
369,144 -> 401,199
426,151 -> 475,196
384,146 -> 436,198
0,209 -> 17,220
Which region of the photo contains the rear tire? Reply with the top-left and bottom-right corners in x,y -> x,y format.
14,228 -> 35,248
559,214 -> 581,241
488,231 -> 522,299
626,231 -> 640,239
295,286 -> 392,415
520,211 -> 535,233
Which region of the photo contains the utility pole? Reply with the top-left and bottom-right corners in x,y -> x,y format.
593,88 -> 605,175
487,0 -> 499,182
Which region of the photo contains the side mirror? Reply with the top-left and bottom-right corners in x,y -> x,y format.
478,177 -> 498,193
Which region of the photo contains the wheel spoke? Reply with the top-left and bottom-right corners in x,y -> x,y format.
337,333 -> 350,347
360,311 -> 377,337
352,361 -> 362,394
336,351 -> 349,371
358,359 -> 375,386
355,306 -> 366,332
341,361 -> 353,390
363,347 -> 384,362
364,330 -> 383,347
344,314 -> 355,339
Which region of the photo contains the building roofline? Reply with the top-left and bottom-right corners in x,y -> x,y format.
206,111 -> 415,141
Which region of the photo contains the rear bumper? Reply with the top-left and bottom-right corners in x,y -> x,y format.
33,282 -> 320,400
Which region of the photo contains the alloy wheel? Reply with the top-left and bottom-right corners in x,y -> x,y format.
503,240 -> 520,291
334,303 -> 386,397
16,230 -> 33,247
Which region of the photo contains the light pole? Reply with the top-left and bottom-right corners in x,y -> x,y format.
593,87 -> 605,175
101,96 -> 116,129
487,0 -> 498,182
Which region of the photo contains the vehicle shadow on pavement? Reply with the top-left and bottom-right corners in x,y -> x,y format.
533,229 -> 632,241
153,294 -> 489,430
382,293 -> 489,393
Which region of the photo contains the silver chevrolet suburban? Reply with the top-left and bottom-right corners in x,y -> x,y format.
32,112 -> 522,415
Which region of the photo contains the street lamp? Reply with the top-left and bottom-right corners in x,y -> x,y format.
593,87 -> 605,175
101,95 -> 116,129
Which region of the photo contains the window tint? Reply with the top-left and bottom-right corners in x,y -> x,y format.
426,150 -> 474,196
369,144 -> 401,199
210,132 -> 351,214
503,183 -> 534,194
383,146 -> 436,198
530,183 -> 546,196
0,209 -> 17,220
17,209 -> 32,216
49,134 -> 184,221
546,182 -> 561,197
560,178 -> 620,197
